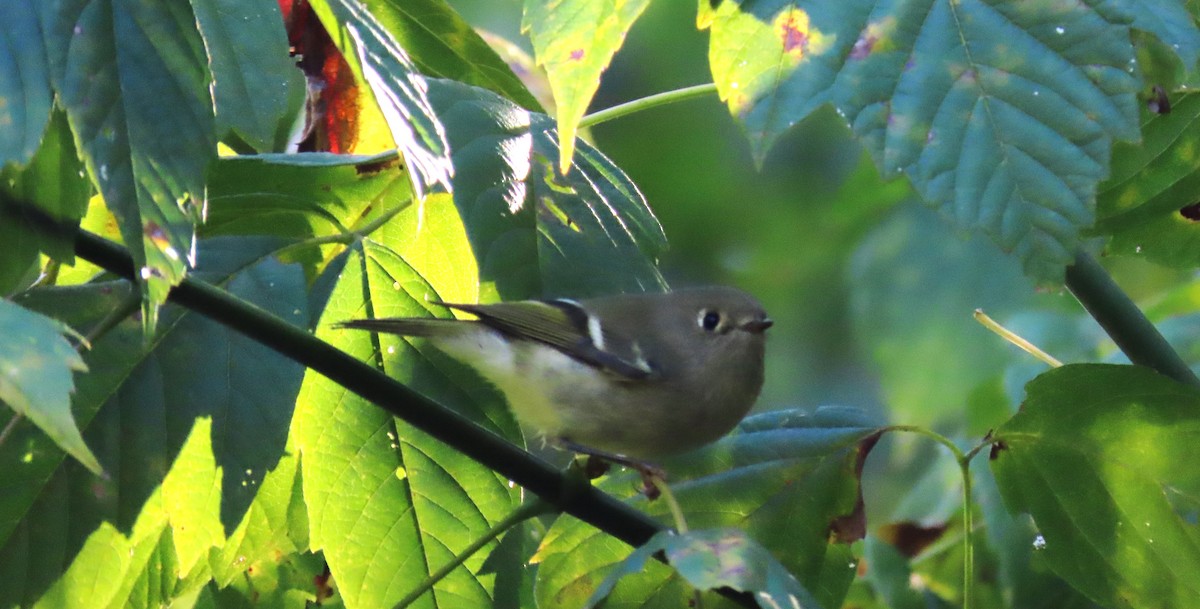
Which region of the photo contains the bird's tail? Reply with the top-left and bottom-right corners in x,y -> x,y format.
334,318 -> 478,337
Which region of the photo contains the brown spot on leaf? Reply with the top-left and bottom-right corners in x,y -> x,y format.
570,49 -> 585,61
989,439 -> 1008,460
1179,202 -> 1200,221
772,7 -> 829,61
850,33 -> 877,59
313,561 -> 333,601
782,22 -> 807,53
829,431 -> 881,543
877,521 -> 949,558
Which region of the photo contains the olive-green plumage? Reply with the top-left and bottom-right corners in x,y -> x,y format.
337,286 -> 771,460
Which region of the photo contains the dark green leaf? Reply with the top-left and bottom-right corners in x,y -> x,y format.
0,299 -> 96,474
705,0 -> 1151,281
991,363 -> 1200,607
45,0 -> 217,324
974,459 -> 1099,609
193,0 -> 307,152
1095,92 -> 1200,268
426,78 -> 668,301
522,0 -> 651,172
588,528 -> 823,609
0,109 -> 91,281
0,1 -> 52,168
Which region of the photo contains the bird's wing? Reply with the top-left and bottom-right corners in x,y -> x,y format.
442,300 -> 658,381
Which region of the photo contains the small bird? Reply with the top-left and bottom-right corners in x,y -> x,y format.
336,286 -> 772,464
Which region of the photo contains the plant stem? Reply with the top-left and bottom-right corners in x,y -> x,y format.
887,425 -> 977,609
393,498 -> 554,609
650,477 -> 689,534
958,457 -> 975,609
579,83 -> 719,130
1065,251 -> 1200,388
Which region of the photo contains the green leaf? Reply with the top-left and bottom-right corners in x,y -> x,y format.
0,299 -> 97,474
210,549 -> 329,608
356,0 -> 543,112
210,452 -> 306,587
1124,0 -> 1200,69
193,0 -> 307,152
205,152 -> 414,278
991,363 -> 1200,608
0,238 -> 309,605
294,238 -> 520,609
587,528 -> 824,609
704,0 -> 1151,281
974,459 -> 1099,609
206,152 -> 412,238
426,78 -> 668,301
522,0 -> 652,173
44,0 -> 217,325
27,492 -> 209,609
1094,92 -> 1200,268
0,109 -> 91,280
0,1 -> 52,168
308,0 -> 453,196
534,406 -> 880,609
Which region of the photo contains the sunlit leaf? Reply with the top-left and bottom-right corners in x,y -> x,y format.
293,237 -> 520,609
704,0 -> 1163,281
522,0 -> 652,173
991,364 -> 1200,607
205,151 -> 413,278
308,0 -> 453,197
358,0 -> 543,111
0,238 -> 309,606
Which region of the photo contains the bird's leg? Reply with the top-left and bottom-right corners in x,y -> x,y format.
555,439 -> 666,499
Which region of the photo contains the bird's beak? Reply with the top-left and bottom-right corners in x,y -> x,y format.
741,318 -> 773,334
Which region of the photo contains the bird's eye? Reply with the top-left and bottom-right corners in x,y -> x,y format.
699,310 -> 722,331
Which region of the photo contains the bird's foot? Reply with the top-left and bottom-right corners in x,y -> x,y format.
557,439 -> 666,499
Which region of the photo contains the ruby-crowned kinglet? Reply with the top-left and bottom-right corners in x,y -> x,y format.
337,286 -> 772,461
